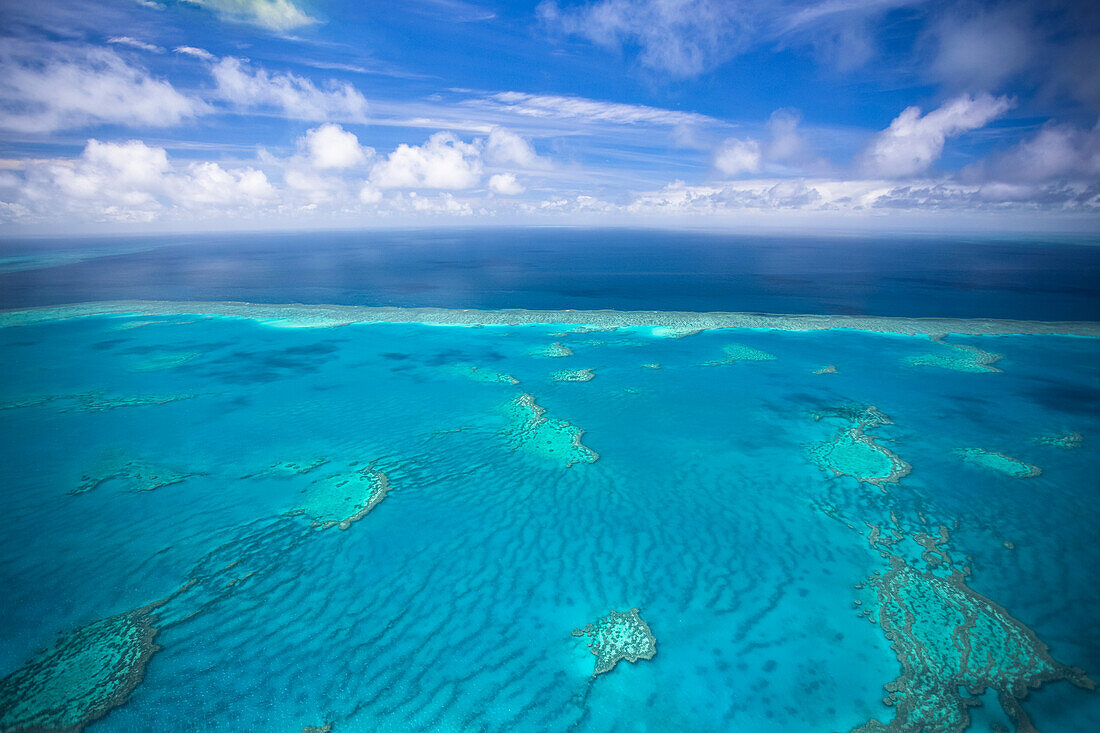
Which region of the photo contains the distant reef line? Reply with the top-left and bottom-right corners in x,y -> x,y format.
2,300 -> 1099,337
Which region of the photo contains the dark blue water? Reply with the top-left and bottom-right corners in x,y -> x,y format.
2,228 -> 1099,320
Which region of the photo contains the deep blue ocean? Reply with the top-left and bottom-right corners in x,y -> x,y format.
2,229 -> 1100,319
1,230 -> 1098,732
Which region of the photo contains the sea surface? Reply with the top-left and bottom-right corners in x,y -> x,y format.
0,230 -> 1098,732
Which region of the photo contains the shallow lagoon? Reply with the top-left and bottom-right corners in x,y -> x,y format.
1,305 -> 1098,731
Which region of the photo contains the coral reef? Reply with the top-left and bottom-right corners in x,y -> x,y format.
503,393 -> 598,468
572,608 -> 657,677
0,603 -> 163,733
956,448 -> 1041,478
297,468 -> 391,530
532,342 -> 574,358
1035,431 -> 1083,450
465,366 -> 520,385
852,527 -> 1094,733
74,453 -> 202,494
814,365 -> 838,374
241,457 -> 330,479
905,336 -> 1002,373
551,368 -> 595,382
702,343 -> 776,365
807,406 -> 910,488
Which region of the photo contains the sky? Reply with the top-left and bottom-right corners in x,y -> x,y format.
0,0 -> 1098,234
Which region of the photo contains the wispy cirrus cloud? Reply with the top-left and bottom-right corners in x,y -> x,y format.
106,36 -> 165,53
477,91 -> 717,127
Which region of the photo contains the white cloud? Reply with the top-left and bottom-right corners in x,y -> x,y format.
174,46 -> 215,60
299,123 -> 372,169
9,139 -> 271,222
107,36 -> 165,53
211,57 -> 369,122
714,138 -> 761,176
488,173 -> 525,195
922,6 -> 1033,92
371,132 -> 483,189
183,0 -> 318,32
485,91 -> 716,126
484,127 -> 543,168
966,121 -> 1100,183
0,43 -> 207,133
859,93 -> 1012,178
538,0 -> 753,77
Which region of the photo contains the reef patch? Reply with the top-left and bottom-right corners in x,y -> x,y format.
852,526 -> 1093,733
703,343 -> 776,366
297,467 -> 391,530
905,336 -> 1001,373
956,448 -> 1041,478
503,393 -> 598,467
572,608 -> 657,678
551,368 -> 595,382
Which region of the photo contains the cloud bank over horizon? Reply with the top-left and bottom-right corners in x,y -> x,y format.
0,0 -> 1097,233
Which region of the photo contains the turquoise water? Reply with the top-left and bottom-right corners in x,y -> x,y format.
1,309 -> 1099,731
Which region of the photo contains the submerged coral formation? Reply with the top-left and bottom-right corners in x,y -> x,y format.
814,365 -> 838,374
853,528 -> 1094,733
1035,431 -> 1083,450
572,608 -> 657,677
641,363 -> 661,369
532,342 -> 574,358
0,604 -> 162,733
956,448 -> 1041,478
551,368 -> 595,382
241,457 -> 330,479
703,343 -> 777,366
465,366 -> 520,385
297,468 -> 391,530
905,336 -> 1002,373
0,391 -> 199,413
503,393 -> 599,468
74,454 -> 202,494
807,406 -> 910,488
131,351 -> 201,371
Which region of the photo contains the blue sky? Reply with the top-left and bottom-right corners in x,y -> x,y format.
0,0 -> 1098,233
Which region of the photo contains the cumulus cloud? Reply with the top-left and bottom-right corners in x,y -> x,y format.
484,127 -> 543,168
714,138 -> 762,176
713,109 -> 821,177
8,139 -> 271,222
370,132 -> 483,189
488,173 -> 525,195
859,93 -> 1013,178
0,42 -> 207,133
211,57 -> 369,122
182,0 -> 318,32
299,123 -> 372,169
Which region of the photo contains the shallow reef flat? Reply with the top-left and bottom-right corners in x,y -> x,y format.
905,336 -> 1002,373
296,467 -> 391,530
956,448 -> 1041,478
3,300 -> 1100,336
0,604 -> 162,733
74,453 -> 203,494
702,343 -> 777,365
807,406 -> 911,488
551,368 -> 595,382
